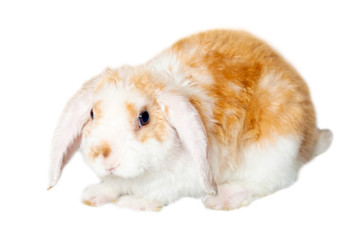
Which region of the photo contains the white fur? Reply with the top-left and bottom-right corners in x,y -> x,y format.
240,134 -> 302,193
314,129 -> 333,157
82,149 -> 205,207
204,134 -> 303,209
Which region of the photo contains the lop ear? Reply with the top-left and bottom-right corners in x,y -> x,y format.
157,91 -> 218,196
48,75 -> 101,189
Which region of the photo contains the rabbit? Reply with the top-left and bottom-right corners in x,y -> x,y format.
49,30 -> 333,211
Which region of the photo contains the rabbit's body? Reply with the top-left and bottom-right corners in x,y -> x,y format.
50,30 -> 332,210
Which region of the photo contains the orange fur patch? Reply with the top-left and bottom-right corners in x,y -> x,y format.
95,67 -> 165,97
94,68 -> 120,93
172,30 -> 318,174
125,101 -> 137,120
125,71 -> 168,143
129,69 -> 165,95
88,140 -> 112,161
93,101 -> 103,119
125,99 -> 169,143
140,102 -> 169,143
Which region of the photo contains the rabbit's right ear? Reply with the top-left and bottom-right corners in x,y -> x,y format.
48,75 -> 101,190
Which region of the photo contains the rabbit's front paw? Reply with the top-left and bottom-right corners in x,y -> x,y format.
82,183 -> 117,207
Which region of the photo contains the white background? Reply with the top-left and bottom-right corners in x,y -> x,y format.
0,0 -> 359,239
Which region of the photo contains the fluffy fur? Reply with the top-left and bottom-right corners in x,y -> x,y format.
49,30 -> 333,210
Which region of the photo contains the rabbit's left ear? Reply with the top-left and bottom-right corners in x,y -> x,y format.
158,91 -> 218,196
48,75 -> 101,190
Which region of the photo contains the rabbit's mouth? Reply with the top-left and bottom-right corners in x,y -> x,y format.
106,165 -> 120,175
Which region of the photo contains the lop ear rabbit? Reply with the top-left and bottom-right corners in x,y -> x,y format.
49,30 -> 332,211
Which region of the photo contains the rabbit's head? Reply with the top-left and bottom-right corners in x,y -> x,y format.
49,66 -> 217,195
80,67 -> 175,179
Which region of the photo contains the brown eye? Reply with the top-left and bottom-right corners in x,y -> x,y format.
138,111 -> 150,127
90,108 -> 94,120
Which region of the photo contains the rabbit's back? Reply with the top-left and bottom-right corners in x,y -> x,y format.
170,30 -> 318,175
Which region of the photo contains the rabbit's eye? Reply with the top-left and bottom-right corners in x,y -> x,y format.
138,111 -> 150,127
90,108 -> 94,120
